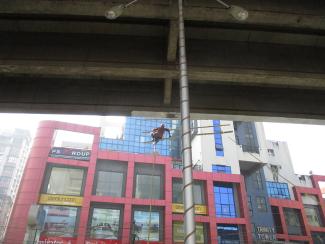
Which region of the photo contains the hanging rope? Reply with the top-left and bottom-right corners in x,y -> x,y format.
147,143 -> 156,243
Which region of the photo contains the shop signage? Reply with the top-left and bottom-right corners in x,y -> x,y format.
38,236 -> 77,244
255,226 -> 276,241
85,240 -> 122,244
49,147 -> 91,161
172,203 -> 207,215
39,194 -> 83,207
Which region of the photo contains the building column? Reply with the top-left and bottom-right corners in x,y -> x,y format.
207,176 -> 217,242
278,207 -> 289,241
238,177 -> 253,244
122,159 -> 135,243
165,158 -> 173,244
122,203 -> 132,244
4,122 -> 55,244
77,130 -> 100,243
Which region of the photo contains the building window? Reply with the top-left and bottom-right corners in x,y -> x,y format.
304,205 -> 324,227
271,206 -> 283,234
256,196 -> 267,212
217,224 -> 240,243
191,120 -> 198,137
132,207 -> 163,241
0,176 -> 11,186
93,160 -> 127,197
43,165 -> 85,196
2,165 -> 15,176
234,121 -> 259,154
213,120 -> 224,156
89,205 -> 122,240
212,165 -> 231,174
39,205 -> 79,237
266,181 -> 290,199
255,169 -> 263,190
312,232 -> 325,244
247,196 -> 253,216
134,163 -> 164,200
172,179 -> 205,205
214,183 -> 236,218
270,165 -> 279,182
267,149 -> 275,157
0,145 -> 6,153
8,156 -> 17,163
173,222 -> 205,243
284,208 -> 304,235
99,118 -> 179,157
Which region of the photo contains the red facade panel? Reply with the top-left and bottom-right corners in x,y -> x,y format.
270,176 -> 325,242
5,121 -> 255,244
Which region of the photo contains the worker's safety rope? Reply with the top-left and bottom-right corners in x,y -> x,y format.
147,143 -> 156,243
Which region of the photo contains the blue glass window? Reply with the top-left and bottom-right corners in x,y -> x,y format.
212,165 -> 231,174
217,225 -> 240,243
99,117 -> 180,157
266,181 -> 290,199
214,183 -> 236,218
213,120 -> 224,156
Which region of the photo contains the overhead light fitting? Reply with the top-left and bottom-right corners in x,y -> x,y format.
216,0 -> 249,21
105,0 -> 139,20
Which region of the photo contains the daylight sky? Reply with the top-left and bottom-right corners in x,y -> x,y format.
1,113 -> 325,175
263,122 -> 325,175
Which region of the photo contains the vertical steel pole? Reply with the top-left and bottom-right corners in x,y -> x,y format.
178,0 -> 196,243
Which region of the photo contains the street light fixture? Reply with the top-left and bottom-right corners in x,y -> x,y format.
216,0 -> 249,21
105,0 -> 139,20
105,1 -> 248,243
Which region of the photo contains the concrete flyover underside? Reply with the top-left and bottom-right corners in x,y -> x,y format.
0,0 -> 325,122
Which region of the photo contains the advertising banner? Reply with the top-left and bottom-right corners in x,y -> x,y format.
38,236 -> 77,244
49,147 -> 91,161
85,240 -> 122,244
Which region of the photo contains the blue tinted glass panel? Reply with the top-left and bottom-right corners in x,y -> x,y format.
212,165 -> 231,174
266,181 -> 290,199
213,120 -> 224,157
99,117 -> 180,157
214,184 -> 236,218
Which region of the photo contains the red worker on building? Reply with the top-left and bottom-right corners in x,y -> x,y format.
151,124 -> 171,144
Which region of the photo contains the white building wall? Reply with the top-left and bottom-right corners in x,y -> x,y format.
192,120 -> 315,198
191,120 -> 241,174
191,125 -> 203,169
264,140 -> 313,199
0,129 -> 31,241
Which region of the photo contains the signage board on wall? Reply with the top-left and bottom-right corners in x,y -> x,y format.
49,147 -> 91,161
172,203 -> 207,215
39,194 -> 83,207
85,240 -> 122,244
255,226 -> 276,241
38,236 -> 77,244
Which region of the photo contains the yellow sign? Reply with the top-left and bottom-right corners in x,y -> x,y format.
39,194 -> 83,207
172,203 -> 207,215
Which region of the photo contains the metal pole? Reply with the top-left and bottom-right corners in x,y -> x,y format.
178,1 -> 196,243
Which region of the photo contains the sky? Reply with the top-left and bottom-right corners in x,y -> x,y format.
263,122 -> 325,175
1,113 -> 325,175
